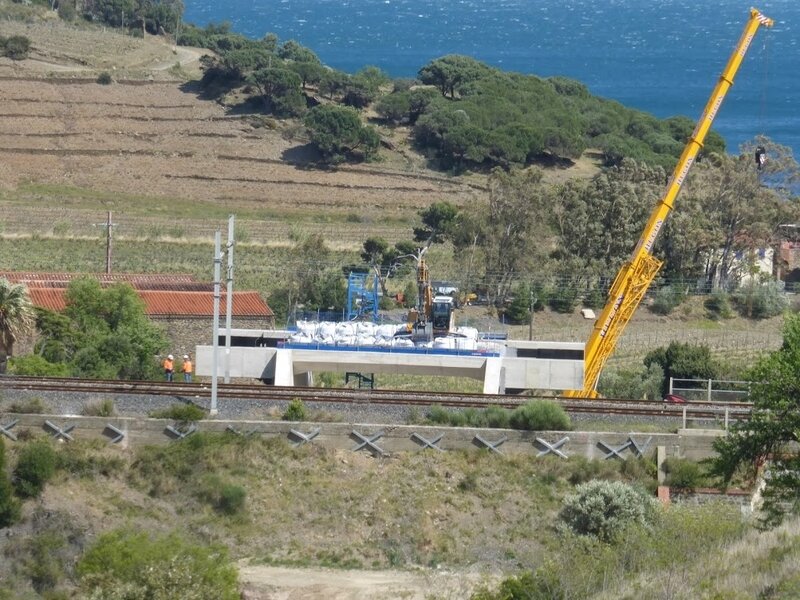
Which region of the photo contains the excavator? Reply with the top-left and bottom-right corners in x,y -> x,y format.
567,8 -> 774,398
405,249 -> 455,343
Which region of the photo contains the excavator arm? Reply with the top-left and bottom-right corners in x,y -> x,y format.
569,8 -> 774,398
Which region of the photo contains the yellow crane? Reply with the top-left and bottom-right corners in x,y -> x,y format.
569,8 -> 774,398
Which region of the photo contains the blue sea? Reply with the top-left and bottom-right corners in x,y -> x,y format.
184,0 -> 798,157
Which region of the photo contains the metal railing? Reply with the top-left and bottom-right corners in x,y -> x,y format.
669,377 -> 751,402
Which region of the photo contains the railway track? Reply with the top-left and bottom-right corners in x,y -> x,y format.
0,375 -> 752,420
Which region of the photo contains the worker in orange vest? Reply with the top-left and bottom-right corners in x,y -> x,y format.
182,354 -> 193,383
163,354 -> 174,382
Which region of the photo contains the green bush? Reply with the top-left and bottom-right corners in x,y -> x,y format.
548,286 -> 579,314
14,440 -> 57,498
2,35 -> 31,60
704,291 -> 734,320
648,285 -> 685,315
7,396 -> 48,414
81,398 -> 115,417
597,362 -> 664,400
282,398 -> 308,421
55,439 -> 124,479
8,354 -> 70,377
96,71 -> 112,85
483,405 -> 510,429
509,400 -> 571,431
197,474 -> 246,515
644,341 -> 717,397
77,529 -> 239,600
426,405 -> 450,424
0,438 -> 21,528
663,458 -> 705,490
559,479 -> 659,542
732,281 -> 788,319
582,286 -> 606,310
149,403 -> 206,421
57,1 -> 75,21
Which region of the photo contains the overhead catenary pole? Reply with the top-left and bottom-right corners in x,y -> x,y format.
211,230 -> 222,416
224,215 -> 235,383
105,211 -> 113,274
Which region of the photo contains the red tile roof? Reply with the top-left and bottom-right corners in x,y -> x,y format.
28,288 -> 273,318
0,272 -> 199,289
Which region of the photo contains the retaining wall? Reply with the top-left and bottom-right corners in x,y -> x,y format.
0,413 -> 724,460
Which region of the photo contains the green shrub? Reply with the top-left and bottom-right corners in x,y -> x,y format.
7,396 -> 48,414
149,403 -> 205,421
505,283 -> 532,324
55,439 -> 124,479
14,440 -> 57,498
96,71 -> 112,85
282,398 -> 308,421
597,362 -> 664,400
2,35 -> 31,60
77,529 -> 239,600
644,341 -> 717,396
0,438 -> 20,528
198,474 -> 246,515
81,398 -> 115,417
484,405 -> 510,429
510,400 -> 571,431
57,1 -> 75,21
8,354 -> 70,377
548,286 -> 579,314
663,458 -> 705,490
426,405 -> 450,424
559,479 -> 659,542
732,281 -> 788,319
704,291 -> 734,320
582,286 -> 606,310
648,285 -> 685,315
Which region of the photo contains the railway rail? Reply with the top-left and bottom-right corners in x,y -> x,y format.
0,375 -> 752,421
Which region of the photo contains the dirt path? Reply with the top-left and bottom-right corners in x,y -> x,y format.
149,45 -> 207,71
238,564 -> 494,599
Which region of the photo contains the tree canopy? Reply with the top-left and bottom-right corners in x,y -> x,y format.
10,279 -> 167,380
304,105 -> 380,163
713,314 -> 800,526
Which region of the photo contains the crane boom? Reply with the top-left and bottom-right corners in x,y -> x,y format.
571,8 -> 774,398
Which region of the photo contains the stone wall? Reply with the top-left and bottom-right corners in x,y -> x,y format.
154,316 -> 274,358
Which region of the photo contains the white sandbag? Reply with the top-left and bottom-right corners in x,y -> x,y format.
454,326 -> 479,340
336,322 -> 356,336
296,321 -> 317,337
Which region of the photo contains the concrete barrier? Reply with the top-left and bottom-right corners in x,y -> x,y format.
0,413 -> 722,460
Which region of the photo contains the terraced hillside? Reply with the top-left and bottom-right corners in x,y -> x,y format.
0,77 -> 484,249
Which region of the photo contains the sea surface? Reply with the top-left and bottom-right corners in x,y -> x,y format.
184,0 -> 798,157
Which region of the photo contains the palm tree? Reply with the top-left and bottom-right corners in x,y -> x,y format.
0,278 -> 34,374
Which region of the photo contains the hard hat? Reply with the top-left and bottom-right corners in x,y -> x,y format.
167,354 -> 173,359
183,355 -> 189,359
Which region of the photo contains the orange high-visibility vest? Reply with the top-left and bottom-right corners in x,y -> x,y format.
163,358 -> 174,371
182,360 -> 192,374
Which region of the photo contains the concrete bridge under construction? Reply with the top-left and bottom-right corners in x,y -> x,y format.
195,330 -> 584,394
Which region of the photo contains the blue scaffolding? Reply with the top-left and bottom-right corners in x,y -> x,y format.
346,272 -> 379,322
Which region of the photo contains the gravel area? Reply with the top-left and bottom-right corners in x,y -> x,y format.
0,387 -> 691,432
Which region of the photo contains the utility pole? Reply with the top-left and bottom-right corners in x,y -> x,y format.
529,288 -> 536,341
210,231 -> 222,416
224,215 -> 234,383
